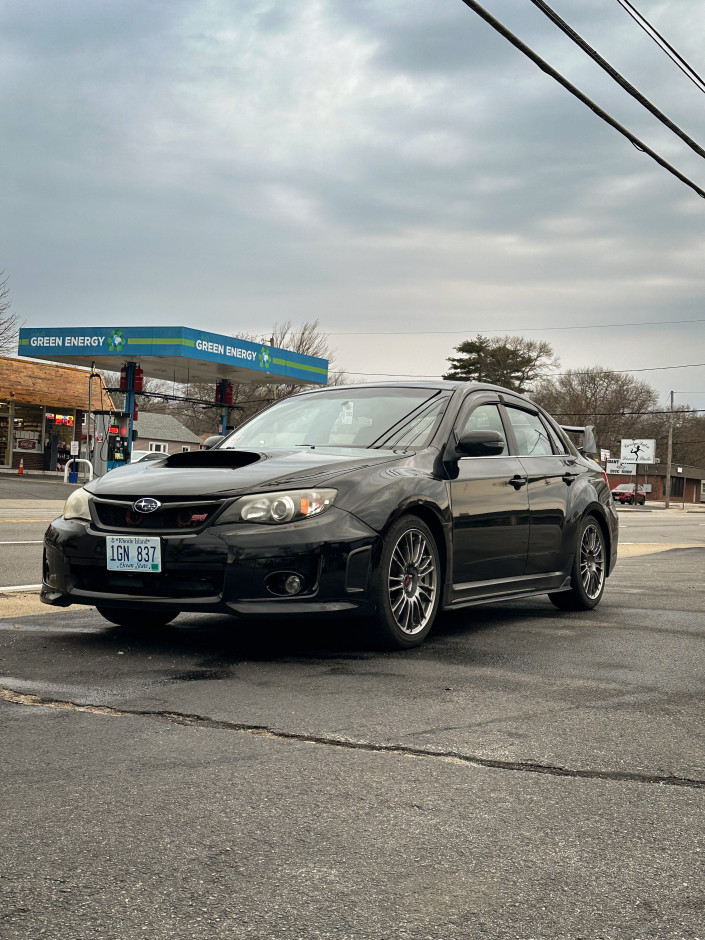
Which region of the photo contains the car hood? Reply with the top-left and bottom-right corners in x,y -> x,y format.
87,447 -> 406,498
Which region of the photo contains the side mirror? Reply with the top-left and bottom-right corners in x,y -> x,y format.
456,429 -> 506,457
203,435 -> 224,449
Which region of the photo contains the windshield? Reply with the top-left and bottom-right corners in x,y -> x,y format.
220,387 -> 450,451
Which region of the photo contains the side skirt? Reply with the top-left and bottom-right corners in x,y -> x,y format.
446,562 -> 574,610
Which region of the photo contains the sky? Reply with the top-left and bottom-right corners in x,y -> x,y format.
2,0 -> 705,411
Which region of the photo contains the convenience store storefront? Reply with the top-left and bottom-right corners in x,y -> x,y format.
0,356 -> 111,472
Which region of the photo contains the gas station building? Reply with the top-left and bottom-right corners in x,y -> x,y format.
0,355 -> 113,472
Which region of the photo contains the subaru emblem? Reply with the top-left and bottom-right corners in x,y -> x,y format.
133,497 -> 161,514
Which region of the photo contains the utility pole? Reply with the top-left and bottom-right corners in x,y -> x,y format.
87,364 -> 94,468
664,390 -> 674,508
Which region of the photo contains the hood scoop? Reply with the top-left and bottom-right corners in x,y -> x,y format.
163,449 -> 262,469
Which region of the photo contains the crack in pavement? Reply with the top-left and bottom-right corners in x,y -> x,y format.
2,684 -> 704,790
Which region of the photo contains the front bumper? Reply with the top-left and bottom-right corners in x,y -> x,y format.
41,507 -> 380,617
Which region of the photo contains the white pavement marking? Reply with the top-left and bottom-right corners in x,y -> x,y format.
0,541 -> 43,545
0,584 -> 42,594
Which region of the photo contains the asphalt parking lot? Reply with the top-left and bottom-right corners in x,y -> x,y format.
1,485 -> 704,939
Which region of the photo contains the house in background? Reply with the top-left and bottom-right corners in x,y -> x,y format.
133,413 -> 203,455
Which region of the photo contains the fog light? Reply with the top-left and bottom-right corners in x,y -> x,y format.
284,574 -> 304,595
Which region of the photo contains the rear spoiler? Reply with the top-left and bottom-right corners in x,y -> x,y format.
560,425 -> 598,458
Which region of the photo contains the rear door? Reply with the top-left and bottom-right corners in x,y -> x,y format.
502,405 -> 581,575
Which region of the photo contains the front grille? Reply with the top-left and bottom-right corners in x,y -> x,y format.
92,498 -> 225,532
71,560 -> 225,598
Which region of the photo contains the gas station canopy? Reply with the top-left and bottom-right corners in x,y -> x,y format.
18,325 -> 328,386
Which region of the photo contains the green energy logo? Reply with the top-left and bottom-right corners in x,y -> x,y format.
258,345 -> 272,370
108,329 -> 125,353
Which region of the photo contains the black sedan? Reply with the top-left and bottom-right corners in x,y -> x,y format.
42,382 -> 619,648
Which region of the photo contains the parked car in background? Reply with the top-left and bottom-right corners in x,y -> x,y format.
42,382 -> 619,648
611,483 -> 646,505
128,450 -> 162,464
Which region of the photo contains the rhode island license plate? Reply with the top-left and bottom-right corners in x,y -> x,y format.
106,536 -> 162,572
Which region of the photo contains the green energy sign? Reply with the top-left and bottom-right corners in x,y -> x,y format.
18,325 -> 328,385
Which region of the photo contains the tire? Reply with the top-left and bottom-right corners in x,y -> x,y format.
371,516 -> 441,649
96,606 -> 178,628
549,516 -> 606,611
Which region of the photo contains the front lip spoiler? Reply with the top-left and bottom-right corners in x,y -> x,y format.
40,582 -> 369,617
40,582 -> 223,609
225,600 -> 361,615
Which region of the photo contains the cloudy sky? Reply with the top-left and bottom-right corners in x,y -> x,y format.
3,0 -> 704,409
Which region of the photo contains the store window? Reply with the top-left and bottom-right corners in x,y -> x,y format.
44,410 -> 76,472
0,403 -> 10,467
13,403 -> 44,462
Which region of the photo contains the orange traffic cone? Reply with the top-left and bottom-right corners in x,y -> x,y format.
17,458 -> 24,475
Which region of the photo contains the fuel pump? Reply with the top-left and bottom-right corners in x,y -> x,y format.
93,411 -> 131,476
215,380 -> 234,435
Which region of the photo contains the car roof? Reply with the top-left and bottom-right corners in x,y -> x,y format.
293,380 -> 532,397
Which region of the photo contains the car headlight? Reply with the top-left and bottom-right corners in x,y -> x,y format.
215,489 -> 337,525
63,487 -> 92,521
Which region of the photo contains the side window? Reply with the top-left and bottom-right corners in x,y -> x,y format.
458,403 -> 508,456
505,408 -> 555,457
542,418 -> 568,455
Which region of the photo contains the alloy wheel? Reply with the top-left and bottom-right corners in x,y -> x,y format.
387,527 -> 437,636
579,521 -> 605,601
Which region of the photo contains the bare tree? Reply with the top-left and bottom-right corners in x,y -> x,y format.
0,272 -> 21,356
210,319 -> 349,432
531,367 -> 659,456
267,319 -> 349,396
640,405 -> 705,469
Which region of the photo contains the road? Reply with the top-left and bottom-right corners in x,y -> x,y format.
1,497 -> 704,939
0,502 -> 63,588
0,476 -> 78,588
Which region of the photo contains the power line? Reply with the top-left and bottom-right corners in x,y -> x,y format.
614,0 -> 705,96
529,0 -> 705,159
267,316 -> 705,338
329,361 -> 705,379
457,0 -> 705,199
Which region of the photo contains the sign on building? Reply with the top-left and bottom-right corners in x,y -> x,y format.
620,439 -> 656,464
606,459 -> 636,475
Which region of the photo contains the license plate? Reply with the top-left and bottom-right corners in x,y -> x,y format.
106,536 -> 162,572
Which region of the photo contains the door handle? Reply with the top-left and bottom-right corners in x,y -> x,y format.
509,475 -> 527,489
562,471 -> 579,485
